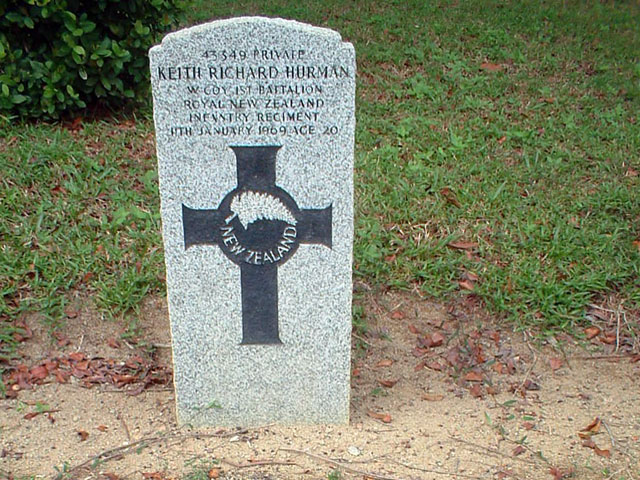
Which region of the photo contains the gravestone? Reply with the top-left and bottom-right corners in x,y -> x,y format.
149,17 -> 355,426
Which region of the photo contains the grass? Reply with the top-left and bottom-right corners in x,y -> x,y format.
1,0 -> 639,360
0,118 -> 162,359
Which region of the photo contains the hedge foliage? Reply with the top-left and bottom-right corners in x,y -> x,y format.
0,0 -> 185,118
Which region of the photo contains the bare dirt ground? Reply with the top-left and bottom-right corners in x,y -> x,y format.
2,291 -> 639,480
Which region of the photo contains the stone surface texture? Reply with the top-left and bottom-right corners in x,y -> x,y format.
150,17 -> 355,426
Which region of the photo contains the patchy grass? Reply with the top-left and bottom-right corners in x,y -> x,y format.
1,0 -> 639,363
0,118 -> 163,357
346,0 -> 640,333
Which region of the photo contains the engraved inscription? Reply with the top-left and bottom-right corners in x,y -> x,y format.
153,48 -> 351,138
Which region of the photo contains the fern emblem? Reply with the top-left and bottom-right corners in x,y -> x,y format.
230,191 -> 297,229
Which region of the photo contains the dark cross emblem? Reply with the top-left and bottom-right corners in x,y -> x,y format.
182,145 -> 332,345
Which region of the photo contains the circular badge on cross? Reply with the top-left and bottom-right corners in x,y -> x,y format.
217,184 -> 301,267
182,145 -> 333,344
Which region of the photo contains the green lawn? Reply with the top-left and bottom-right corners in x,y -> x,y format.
1,0 -> 639,363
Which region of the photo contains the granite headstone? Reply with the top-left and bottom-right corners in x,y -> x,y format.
150,17 -> 355,426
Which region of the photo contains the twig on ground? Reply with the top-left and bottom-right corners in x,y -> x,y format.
280,448 -> 403,480
387,458 -> 487,479
117,413 -> 131,443
605,468 -> 626,480
621,310 -> 639,351
449,436 -> 540,466
76,333 -> 85,351
353,333 -> 373,346
601,419 -> 616,449
588,304 -> 617,314
101,387 -> 173,393
568,355 -> 634,361
516,331 -> 538,395
616,308 -> 621,352
56,429 -> 240,479
221,459 -> 297,469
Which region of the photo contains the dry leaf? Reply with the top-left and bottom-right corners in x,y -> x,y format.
497,135 -> 507,144
497,471 -> 514,480
103,473 -> 120,480
375,359 -> 393,368
390,310 -> 405,319
523,422 -> 535,430
549,357 -> 563,371
408,324 -> 421,334
601,332 -> 616,344
378,379 -> 398,388
70,116 -> 83,130
584,326 -> 600,340
55,370 -> 69,384
77,430 -> 89,441
481,62 -> 502,72
69,352 -> 86,362
13,322 -> 33,343
431,331 -> 445,347
445,348 -> 461,367
426,361 -> 444,371
367,410 -> 392,423
413,347 -> 428,357
447,241 -> 477,250
464,371 -> 483,382
582,439 -> 611,457
459,279 -> 475,291
578,417 -> 601,438
24,412 -> 39,420
208,468 -> 221,479
53,331 -> 70,347
493,362 -> 507,374
64,307 -> 78,318
107,337 -> 120,349
30,365 -> 48,380
440,187 -> 461,207
549,467 -> 574,480
512,445 -> 525,456
593,446 -> 611,457
469,384 -> 484,398
463,273 -> 480,284
142,473 -> 166,480
422,393 -> 444,401
97,424 -> 108,432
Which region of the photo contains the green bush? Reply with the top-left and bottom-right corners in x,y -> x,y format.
0,0 -> 185,118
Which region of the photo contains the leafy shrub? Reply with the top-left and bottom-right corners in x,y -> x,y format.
0,0 -> 185,118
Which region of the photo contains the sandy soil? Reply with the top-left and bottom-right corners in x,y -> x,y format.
1,291 -> 639,480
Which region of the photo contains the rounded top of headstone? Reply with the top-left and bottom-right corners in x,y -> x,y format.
150,16 -> 348,55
